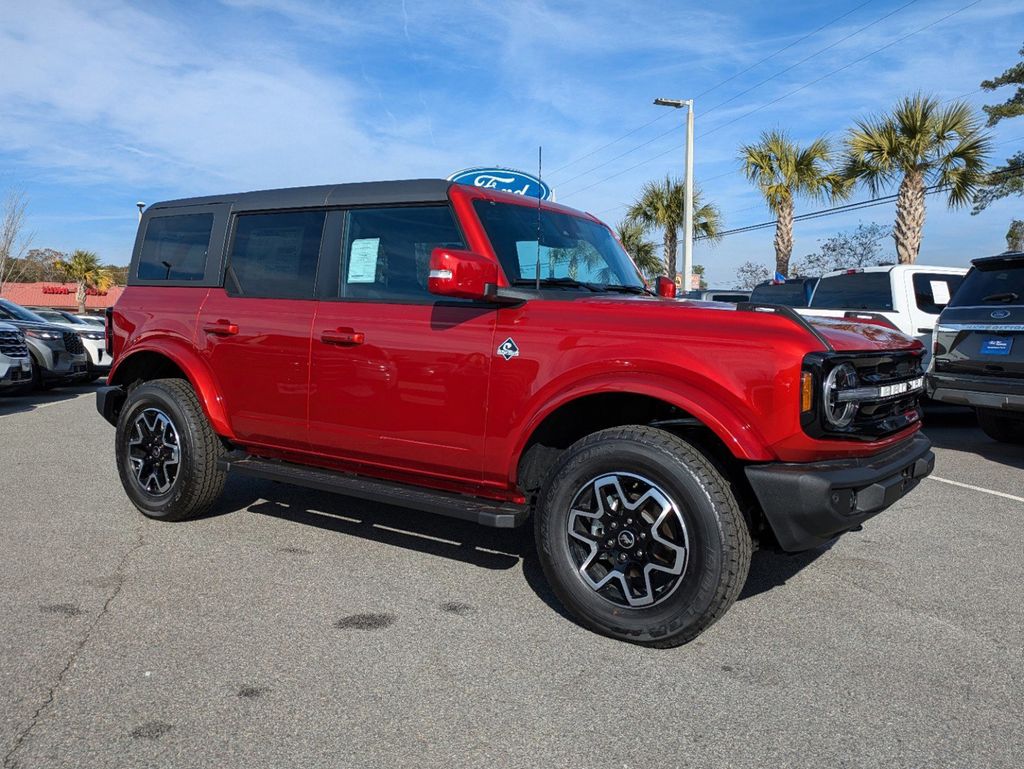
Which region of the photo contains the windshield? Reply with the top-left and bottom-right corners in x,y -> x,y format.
0,299 -> 49,323
472,200 -> 644,289
809,272 -> 893,311
948,262 -> 1024,307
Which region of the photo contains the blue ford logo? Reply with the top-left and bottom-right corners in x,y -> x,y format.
448,167 -> 552,200
991,309 -> 1011,319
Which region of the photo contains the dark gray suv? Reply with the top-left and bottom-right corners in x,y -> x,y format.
928,251 -> 1024,443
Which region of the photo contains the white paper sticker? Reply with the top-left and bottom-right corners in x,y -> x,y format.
929,280 -> 951,305
348,238 -> 380,283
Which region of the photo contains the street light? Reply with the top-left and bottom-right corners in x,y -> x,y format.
653,97 -> 694,292
136,201 -> 146,222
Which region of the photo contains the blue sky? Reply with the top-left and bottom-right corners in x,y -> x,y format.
2,0 -> 1022,287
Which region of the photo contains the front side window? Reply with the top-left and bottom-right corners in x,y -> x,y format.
473,200 -> 644,289
341,206 -> 465,300
809,272 -> 893,311
912,272 -> 963,314
137,214 -> 214,281
227,211 -> 325,299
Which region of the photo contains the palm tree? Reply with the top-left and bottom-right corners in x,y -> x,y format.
616,220 -> 661,280
56,250 -> 112,314
740,130 -> 849,277
625,176 -> 721,283
844,94 -> 991,264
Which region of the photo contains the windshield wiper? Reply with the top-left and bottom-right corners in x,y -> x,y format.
602,284 -> 652,295
981,291 -> 1019,303
512,277 -> 606,292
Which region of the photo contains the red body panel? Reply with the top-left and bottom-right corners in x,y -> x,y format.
109,184 -> 925,500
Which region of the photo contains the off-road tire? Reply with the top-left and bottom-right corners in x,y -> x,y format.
976,408 -> 1024,444
534,425 -> 752,647
115,378 -> 226,521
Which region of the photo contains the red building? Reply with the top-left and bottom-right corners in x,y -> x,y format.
0,282 -> 124,314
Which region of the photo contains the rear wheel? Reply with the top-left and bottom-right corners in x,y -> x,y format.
976,408 -> 1024,444
534,426 -> 751,647
115,378 -> 226,521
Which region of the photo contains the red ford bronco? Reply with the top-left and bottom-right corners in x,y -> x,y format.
98,179 -> 933,646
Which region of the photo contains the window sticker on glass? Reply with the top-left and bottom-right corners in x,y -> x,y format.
348,238 -> 380,283
929,280 -> 951,305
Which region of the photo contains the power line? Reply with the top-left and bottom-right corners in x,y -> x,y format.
546,0 -> 882,179
698,166 -> 1024,240
558,0 -> 983,202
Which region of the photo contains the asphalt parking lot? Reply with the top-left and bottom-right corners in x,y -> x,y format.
1,387 -> 1021,769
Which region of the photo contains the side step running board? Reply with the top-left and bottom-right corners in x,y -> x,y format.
218,455 -> 529,528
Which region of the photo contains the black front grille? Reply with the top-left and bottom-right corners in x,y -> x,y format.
847,352 -> 924,437
63,332 -> 85,355
0,331 -> 29,358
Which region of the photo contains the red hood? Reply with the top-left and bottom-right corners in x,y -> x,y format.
805,315 -> 922,352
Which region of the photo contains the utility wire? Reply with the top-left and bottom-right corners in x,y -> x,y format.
558,0 -> 984,202
546,0 -> 882,179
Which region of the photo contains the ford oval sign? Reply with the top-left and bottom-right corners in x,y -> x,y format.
448,167 -> 553,200
991,309 -> 1011,319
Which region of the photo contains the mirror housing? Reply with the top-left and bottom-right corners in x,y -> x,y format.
428,248 -> 499,301
656,275 -> 677,298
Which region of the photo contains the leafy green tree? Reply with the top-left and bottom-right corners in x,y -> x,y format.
625,176 -> 721,283
615,220 -> 661,280
845,94 -> 991,264
740,130 -> 849,278
55,249 -> 112,313
790,223 -> 892,275
1007,219 -> 1024,252
972,43 -> 1024,213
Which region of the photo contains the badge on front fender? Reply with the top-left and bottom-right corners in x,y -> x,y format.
497,338 -> 520,361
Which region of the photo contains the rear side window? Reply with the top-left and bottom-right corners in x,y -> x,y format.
809,272 -> 893,311
340,206 -> 465,300
227,211 -> 326,299
137,214 -> 214,281
749,282 -> 807,307
948,263 -> 1024,307
912,273 -> 963,314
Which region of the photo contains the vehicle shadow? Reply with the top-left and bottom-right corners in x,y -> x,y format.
922,404 -> 1024,471
0,383 -> 100,417
237,478 -> 530,571
737,543 -> 833,601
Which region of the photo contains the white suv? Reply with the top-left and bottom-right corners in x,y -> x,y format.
800,265 -> 966,366
0,321 -> 32,389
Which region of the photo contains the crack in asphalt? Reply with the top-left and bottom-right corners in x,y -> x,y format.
2,531 -> 146,769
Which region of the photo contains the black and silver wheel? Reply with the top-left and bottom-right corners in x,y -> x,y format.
976,408 -> 1024,444
115,378 -> 226,521
535,426 -> 751,647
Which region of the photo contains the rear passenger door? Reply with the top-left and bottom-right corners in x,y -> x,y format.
308,205 -> 495,485
197,209 -> 327,451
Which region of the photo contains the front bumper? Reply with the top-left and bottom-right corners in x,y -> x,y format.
927,372 -> 1024,412
96,385 -> 127,426
745,434 -> 934,552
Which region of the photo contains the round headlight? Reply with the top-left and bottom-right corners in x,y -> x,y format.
823,362 -> 859,428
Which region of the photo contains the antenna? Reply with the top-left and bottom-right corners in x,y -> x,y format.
535,145 -> 542,291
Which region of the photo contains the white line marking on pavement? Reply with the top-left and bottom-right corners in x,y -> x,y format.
928,475 -> 1024,503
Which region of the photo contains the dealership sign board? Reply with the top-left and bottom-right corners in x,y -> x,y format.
448,167 -> 553,201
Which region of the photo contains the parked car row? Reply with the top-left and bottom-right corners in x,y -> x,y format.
0,298 -> 108,392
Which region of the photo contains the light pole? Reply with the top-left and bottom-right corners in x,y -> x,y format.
136,201 -> 146,222
653,97 -> 694,292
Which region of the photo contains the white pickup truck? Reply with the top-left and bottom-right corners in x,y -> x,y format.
798,264 -> 967,366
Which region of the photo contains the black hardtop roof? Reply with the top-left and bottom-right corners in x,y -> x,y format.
973,251 -> 1024,270
149,178 -> 453,213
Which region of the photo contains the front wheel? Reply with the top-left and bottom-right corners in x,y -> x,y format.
115,378 -> 227,521
976,408 -> 1024,444
534,426 -> 752,647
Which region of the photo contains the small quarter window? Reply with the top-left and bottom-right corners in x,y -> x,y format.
912,272 -> 963,314
227,211 -> 326,299
137,214 -> 214,281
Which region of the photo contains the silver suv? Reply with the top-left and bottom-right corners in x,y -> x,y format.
0,299 -> 89,389
0,322 -> 32,389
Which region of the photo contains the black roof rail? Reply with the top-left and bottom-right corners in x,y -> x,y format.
735,301 -> 833,351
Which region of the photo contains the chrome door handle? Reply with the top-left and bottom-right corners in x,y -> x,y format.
321,328 -> 365,346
